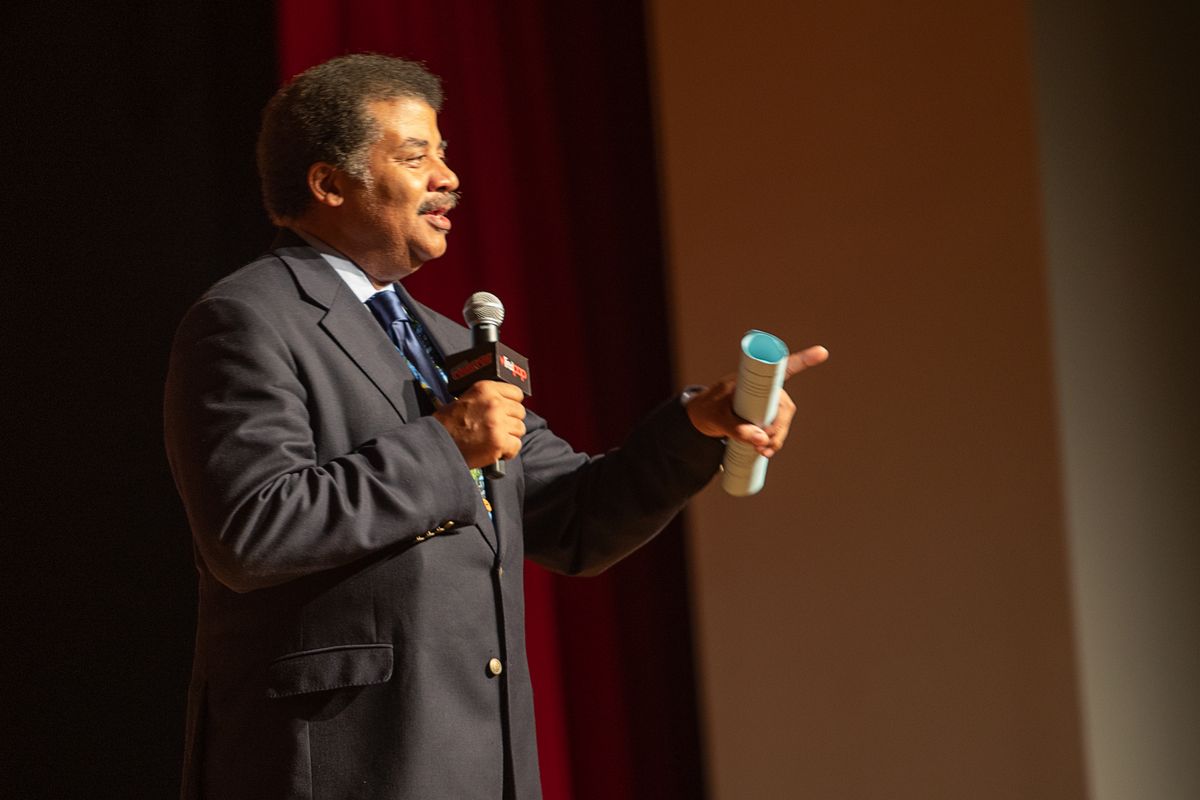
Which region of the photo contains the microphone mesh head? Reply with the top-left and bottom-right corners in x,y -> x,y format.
463,291 -> 505,327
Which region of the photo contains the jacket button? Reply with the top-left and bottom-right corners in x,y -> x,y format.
497,565 -> 504,578
488,658 -> 503,677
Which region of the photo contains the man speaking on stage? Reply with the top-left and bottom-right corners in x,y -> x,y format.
164,53 -> 826,799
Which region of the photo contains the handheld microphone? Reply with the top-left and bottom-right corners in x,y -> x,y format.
465,291 -> 504,345
445,292 -> 532,479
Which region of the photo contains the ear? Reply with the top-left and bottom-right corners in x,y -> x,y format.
306,162 -> 347,208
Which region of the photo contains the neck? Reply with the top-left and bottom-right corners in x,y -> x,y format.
288,217 -> 408,289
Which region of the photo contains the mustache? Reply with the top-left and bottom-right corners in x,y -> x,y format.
418,192 -> 461,215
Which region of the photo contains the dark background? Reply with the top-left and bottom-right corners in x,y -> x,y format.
8,3 -> 278,794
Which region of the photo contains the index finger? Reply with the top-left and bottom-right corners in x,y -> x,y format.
784,345 -> 830,379
491,381 -> 527,401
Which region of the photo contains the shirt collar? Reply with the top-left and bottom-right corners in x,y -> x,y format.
291,228 -> 392,303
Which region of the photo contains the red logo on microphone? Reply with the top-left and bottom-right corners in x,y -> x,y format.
500,355 -> 528,383
449,353 -> 494,381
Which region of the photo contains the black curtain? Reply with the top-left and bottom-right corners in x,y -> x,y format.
6,3 -> 276,794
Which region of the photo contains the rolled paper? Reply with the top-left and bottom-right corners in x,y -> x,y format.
721,330 -> 789,496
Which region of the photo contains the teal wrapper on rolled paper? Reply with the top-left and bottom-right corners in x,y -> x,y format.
722,330 -> 788,496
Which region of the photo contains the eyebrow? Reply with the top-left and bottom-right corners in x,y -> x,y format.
400,137 -> 449,151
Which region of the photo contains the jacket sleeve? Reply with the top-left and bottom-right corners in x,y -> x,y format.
518,395 -> 725,576
164,295 -> 484,593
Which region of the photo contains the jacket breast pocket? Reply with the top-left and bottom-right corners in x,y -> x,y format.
266,643 -> 393,699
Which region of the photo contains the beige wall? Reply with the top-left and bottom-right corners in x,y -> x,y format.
648,2 -> 1088,797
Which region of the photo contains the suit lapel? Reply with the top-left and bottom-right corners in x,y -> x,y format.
273,234 -> 422,423
322,291 -> 426,422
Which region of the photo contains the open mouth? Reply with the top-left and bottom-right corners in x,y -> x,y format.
421,207 -> 452,232
419,194 -> 459,232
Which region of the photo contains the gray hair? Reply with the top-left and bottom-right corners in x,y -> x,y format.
257,53 -> 444,221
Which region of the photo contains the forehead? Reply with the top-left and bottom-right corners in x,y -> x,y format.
365,97 -> 442,146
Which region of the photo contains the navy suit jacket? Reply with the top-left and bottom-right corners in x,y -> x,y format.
164,232 -> 723,799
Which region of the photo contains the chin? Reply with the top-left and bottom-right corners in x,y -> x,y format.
410,244 -> 447,265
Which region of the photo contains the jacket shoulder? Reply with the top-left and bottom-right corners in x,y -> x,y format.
199,251 -> 298,305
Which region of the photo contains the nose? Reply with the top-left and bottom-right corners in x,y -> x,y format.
430,158 -> 459,193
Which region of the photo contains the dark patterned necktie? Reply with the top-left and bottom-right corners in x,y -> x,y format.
365,290 -> 452,406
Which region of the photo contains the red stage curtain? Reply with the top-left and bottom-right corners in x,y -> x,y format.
275,2 -> 705,798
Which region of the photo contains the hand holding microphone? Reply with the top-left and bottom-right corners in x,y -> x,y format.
433,381 -> 526,472
434,292 -> 532,478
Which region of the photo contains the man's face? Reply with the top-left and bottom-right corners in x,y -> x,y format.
337,97 -> 460,282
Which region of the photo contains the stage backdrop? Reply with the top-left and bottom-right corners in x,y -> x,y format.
650,0 -> 1085,797
650,1 -> 1198,798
